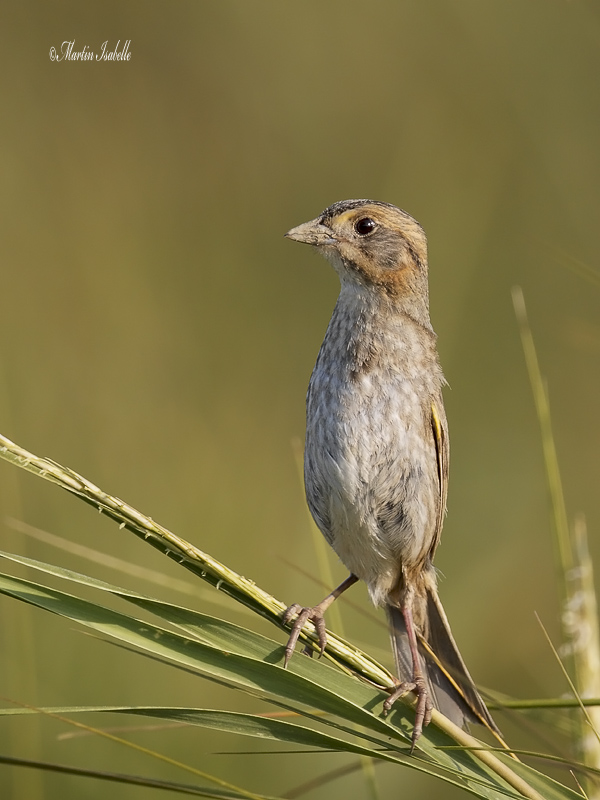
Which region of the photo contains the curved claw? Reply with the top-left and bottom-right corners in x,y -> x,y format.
382,676 -> 433,752
282,604 -> 328,667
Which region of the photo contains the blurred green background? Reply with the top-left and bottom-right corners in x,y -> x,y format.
1,1 -> 600,798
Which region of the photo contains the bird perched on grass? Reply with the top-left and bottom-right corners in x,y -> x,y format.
283,199 -> 499,749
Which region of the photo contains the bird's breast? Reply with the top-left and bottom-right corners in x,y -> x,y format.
303,300 -> 442,603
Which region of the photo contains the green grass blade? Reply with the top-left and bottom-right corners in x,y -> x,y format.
0,755 -> 272,799
0,704 -> 552,800
0,705 -> 422,763
0,433 -> 578,800
0,560 -> 579,799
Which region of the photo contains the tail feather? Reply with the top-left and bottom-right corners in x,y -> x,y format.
386,588 -> 501,737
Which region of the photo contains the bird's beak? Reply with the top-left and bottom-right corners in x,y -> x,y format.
285,218 -> 337,247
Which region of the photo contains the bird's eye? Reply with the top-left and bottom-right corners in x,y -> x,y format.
354,217 -> 377,236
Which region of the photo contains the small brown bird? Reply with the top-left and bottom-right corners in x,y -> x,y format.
284,199 -> 499,749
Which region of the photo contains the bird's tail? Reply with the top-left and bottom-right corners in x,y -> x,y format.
386,587 -> 501,738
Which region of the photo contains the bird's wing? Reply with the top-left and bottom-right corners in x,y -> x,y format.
429,399 -> 449,559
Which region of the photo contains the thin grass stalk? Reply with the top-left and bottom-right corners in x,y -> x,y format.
0,755 -> 260,799
0,433 -> 390,684
512,287 -> 573,616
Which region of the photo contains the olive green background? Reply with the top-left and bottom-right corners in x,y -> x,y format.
1,2 -> 599,798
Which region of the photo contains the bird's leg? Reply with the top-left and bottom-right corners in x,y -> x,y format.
383,593 -> 433,751
282,574 -> 358,667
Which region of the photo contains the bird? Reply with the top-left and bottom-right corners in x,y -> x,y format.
283,199 -> 500,750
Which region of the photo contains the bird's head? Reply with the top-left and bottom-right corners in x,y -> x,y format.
286,200 -> 431,322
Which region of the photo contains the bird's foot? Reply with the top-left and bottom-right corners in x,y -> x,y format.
282,603 -> 328,667
383,675 -> 433,751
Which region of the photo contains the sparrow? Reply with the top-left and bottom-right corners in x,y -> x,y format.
283,199 -> 500,749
